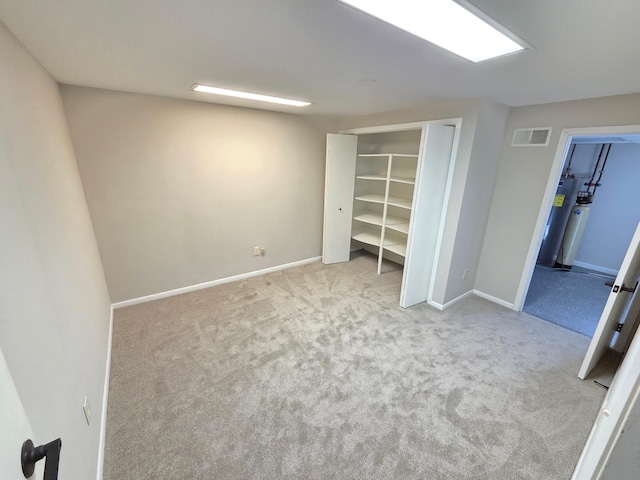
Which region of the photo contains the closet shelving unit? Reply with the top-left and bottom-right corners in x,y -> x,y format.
322,123 -> 456,308
351,153 -> 418,274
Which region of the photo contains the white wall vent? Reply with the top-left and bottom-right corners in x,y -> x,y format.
511,127 -> 552,146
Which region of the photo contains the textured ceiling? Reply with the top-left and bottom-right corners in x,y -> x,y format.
1,0 -> 639,116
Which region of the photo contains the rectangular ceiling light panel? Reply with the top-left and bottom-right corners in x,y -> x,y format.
339,0 -> 525,62
191,84 -> 310,107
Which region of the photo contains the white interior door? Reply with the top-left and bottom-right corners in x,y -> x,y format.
578,221 -> 640,379
400,124 -> 454,308
0,348 -> 38,479
614,283 -> 640,354
322,134 -> 357,264
572,317 -> 640,480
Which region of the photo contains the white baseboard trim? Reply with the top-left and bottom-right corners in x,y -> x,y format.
112,256 -> 322,309
427,300 -> 445,311
427,290 -> 474,311
442,290 -> 474,309
96,305 -> 114,480
572,260 -> 619,277
473,290 -> 515,310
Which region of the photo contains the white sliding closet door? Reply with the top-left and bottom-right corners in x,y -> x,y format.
400,124 -> 454,308
322,134 -> 358,264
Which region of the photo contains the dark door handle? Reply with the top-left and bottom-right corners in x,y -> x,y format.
21,438 -> 61,479
604,281 -> 637,293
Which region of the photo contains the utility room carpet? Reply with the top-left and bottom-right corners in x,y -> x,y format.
523,265 -> 613,337
105,254 -> 605,480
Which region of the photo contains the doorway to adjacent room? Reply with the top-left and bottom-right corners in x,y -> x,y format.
522,137 -> 640,338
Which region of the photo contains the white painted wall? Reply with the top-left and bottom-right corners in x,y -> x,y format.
476,94 -> 640,306
0,21 -> 111,479
573,144 -> 640,274
339,98 -> 509,306
60,86 -> 337,302
565,144 -> 602,177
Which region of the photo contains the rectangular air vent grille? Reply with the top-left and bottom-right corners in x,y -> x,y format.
512,127 -> 552,146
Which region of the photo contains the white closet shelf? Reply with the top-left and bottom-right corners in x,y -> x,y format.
352,231 -> 382,248
384,214 -> 410,233
354,212 -> 409,233
387,196 -> 413,209
354,212 -> 384,226
386,222 -> 410,234
389,176 -> 415,185
352,230 -> 404,249
355,194 -> 386,204
357,154 -> 419,158
385,243 -> 407,257
385,214 -> 408,225
356,174 -> 387,181
383,232 -> 406,257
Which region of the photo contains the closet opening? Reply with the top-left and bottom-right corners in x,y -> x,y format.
352,129 -> 421,275
323,119 -> 461,308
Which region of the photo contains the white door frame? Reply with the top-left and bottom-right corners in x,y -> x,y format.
513,124 -> 640,312
339,118 -> 462,308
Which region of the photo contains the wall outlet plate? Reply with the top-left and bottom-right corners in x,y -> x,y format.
83,396 -> 91,425
253,246 -> 260,256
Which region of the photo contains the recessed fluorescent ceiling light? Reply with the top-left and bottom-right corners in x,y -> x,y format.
339,0 -> 525,62
191,84 -> 310,107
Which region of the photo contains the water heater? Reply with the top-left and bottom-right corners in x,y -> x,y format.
537,177 -> 578,265
555,204 -> 590,269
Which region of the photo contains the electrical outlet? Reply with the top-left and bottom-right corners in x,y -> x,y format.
253,246 -> 260,256
83,396 -> 91,425
260,247 -> 266,256
462,269 -> 468,281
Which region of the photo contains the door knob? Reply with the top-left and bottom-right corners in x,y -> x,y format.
21,438 -> 61,479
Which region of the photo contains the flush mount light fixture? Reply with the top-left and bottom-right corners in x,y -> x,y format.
191,84 -> 311,107
338,0 -> 527,62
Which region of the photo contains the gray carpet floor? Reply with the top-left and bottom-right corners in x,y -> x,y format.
105,254 -> 607,480
523,266 -> 614,337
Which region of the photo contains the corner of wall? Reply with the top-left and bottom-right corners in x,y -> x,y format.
438,98 -> 511,305
96,304 -> 115,480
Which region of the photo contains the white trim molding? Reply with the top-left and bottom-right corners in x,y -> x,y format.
473,289 -> 516,310
339,118 -> 462,135
427,300 -> 445,311
112,257 -> 322,309
428,290 -> 475,311
438,290 -> 475,310
572,261 -> 619,277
